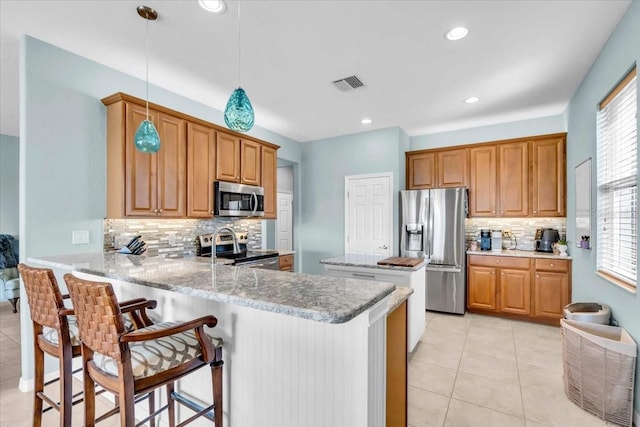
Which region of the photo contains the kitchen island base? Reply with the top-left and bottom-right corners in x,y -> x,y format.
50,269 -> 390,427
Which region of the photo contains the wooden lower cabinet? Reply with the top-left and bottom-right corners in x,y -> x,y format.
279,254 -> 293,272
467,266 -> 498,311
467,255 -> 570,323
533,259 -> 571,319
500,268 -> 531,316
386,301 -> 407,427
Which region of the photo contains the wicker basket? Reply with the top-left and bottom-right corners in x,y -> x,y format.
561,319 -> 637,427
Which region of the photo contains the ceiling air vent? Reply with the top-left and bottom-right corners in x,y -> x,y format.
332,75 -> 365,92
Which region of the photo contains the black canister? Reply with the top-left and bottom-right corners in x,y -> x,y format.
480,229 -> 491,250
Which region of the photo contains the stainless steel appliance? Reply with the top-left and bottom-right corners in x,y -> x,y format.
198,231 -> 280,270
535,228 -> 559,252
400,187 -> 468,314
213,181 -> 265,217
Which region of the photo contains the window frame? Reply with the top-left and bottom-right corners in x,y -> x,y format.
596,66 -> 637,291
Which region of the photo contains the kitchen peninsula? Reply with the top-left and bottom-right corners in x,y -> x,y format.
28,252 -> 399,427
320,254 -> 426,352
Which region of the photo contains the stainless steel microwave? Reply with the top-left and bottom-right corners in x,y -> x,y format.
213,181 -> 265,217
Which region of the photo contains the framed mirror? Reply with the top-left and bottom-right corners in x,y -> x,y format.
575,158 -> 591,249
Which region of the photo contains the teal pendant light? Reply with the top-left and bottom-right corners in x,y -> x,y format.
135,5 -> 160,153
224,87 -> 254,132
224,1 -> 255,132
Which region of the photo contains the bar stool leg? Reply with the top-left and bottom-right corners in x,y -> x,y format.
59,340 -> 73,426
167,382 -> 176,427
82,351 -> 96,427
212,361 -> 223,427
32,330 -> 44,427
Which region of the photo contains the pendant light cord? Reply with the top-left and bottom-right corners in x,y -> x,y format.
237,1 -> 241,88
145,15 -> 150,121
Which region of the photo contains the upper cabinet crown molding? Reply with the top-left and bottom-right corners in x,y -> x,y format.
406,132 -> 567,218
102,92 -> 280,150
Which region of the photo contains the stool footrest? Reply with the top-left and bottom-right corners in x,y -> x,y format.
171,391 -> 215,424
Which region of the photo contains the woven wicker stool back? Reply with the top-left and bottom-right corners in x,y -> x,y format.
17,263 -> 78,427
64,274 -> 127,360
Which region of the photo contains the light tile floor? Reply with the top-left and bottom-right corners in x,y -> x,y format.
0,302 -> 615,426
408,310 -> 612,427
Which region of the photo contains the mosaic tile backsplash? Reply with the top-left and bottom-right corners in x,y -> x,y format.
465,218 -> 566,251
103,218 -> 264,257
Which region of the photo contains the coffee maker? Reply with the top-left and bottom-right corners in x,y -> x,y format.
535,228 -> 559,252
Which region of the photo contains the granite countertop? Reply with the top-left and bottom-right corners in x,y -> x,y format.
467,249 -> 572,260
28,252 -> 395,325
320,254 -> 427,271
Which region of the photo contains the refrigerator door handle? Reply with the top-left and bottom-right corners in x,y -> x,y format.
425,265 -> 463,273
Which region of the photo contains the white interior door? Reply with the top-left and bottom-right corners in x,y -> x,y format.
276,192 -> 293,251
345,173 -> 393,256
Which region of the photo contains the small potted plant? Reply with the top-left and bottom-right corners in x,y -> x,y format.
555,237 -> 569,256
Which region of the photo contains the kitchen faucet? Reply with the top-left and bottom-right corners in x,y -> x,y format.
211,226 -> 241,262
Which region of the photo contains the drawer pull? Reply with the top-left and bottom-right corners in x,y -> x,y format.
352,273 -> 376,279
496,259 -> 500,263
550,263 -> 554,267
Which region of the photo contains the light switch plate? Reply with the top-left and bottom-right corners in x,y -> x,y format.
72,230 -> 89,245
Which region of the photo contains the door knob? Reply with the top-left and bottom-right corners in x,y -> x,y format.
379,245 -> 388,250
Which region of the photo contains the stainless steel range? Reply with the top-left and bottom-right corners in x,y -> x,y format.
198,231 -> 280,270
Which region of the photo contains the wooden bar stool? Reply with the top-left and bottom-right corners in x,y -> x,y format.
63,273 -> 224,427
17,263 -> 157,427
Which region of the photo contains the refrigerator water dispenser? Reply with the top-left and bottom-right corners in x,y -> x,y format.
405,224 -> 424,252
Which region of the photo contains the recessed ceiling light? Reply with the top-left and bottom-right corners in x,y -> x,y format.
464,97 -> 480,104
361,118 -> 372,124
445,26 -> 469,41
199,0 -> 226,14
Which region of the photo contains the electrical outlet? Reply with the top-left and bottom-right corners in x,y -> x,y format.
72,230 -> 89,245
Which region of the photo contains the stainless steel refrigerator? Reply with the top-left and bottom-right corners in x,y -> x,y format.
400,187 -> 467,314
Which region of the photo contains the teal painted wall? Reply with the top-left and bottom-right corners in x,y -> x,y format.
565,1 -> 640,412
410,114 -> 565,150
299,127 -> 405,274
0,134 -> 19,235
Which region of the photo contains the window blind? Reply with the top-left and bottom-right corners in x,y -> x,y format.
596,67 -> 637,287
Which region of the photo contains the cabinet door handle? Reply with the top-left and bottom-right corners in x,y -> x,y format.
159,209 -> 164,213
536,274 -> 540,278
491,272 -> 495,275
352,273 -> 376,279
379,245 -> 388,250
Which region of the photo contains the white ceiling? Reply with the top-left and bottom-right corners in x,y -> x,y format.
0,0 -> 632,142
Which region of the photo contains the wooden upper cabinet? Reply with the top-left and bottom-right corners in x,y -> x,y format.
240,140 -> 262,186
187,123 -> 216,218
124,103 -> 186,217
104,93 -> 280,219
262,145 -> 277,219
437,148 -> 468,187
469,146 -> 497,216
499,142 -> 529,216
406,152 -> 436,189
532,136 -> 566,217
216,132 -> 241,183
155,113 -> 187,217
